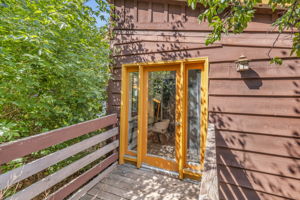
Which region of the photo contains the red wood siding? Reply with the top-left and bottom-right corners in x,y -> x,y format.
110,1 -> 300,199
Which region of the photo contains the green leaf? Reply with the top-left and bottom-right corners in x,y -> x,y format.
270,57 -> 283,65
0,0 -> 112,145
187,0 -> 300,63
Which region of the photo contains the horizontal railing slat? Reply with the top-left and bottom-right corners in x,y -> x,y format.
0,128 -> 118,190
0,114 -> 117,165
68,163 -> 117,200
7,140 -> 119,200
46,153 -> 118,200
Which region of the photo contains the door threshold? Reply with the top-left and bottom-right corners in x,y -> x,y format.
183,167 -> 202,174
141,164 -> 179,179
141,164 -> 200,183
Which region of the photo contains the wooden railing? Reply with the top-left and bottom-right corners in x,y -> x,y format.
0,114 -> 119,200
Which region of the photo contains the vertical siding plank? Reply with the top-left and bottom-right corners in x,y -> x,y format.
164,3 -> 169,22
134,0 -> 138,22
148,1 -> 152,22
181,4 -> 186,22
121,0 -> 125,23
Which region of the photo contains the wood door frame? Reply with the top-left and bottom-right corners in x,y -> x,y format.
119,66 -> 139,164
119,57 -> 209,180
141,65 -> 181,172
181,63 -> 206,179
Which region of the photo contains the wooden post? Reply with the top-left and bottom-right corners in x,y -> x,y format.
119,66 -> 127,164
113,122 -> 118,154
178,62 -> 185,179
137,65 -> 144,168
200,58 -> 209,169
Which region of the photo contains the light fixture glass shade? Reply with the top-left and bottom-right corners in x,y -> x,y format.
235,55 -> 250,72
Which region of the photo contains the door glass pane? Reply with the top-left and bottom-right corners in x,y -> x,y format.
147,71 -> 176,160
128,72 -> 139,151
187,69 -> 201,164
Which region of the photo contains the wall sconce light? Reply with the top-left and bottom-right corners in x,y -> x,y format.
235,55 -> 250,72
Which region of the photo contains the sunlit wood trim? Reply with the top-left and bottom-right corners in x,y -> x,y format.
124,155 -> 137,162
178,62 -> 185,179
141,67 -> 148,167
186,163 -> 201,171
120,65 -> 138,165
184,63 -> 205,172
119,66 -> 128,164
200,57 -> 209,170
183,169 -> 202,181
127,66 -> 139,72
122,57 -> 207,67
137,65 -> 144,168
125,150 -> 137,157
175,65 -> 182,176
143,156 -> 178,172
124,159 -> 137,166
125,66 -> 138,156
142,65 -> 180,71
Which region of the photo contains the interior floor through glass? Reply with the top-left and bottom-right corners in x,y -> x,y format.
147,70 -> 176,160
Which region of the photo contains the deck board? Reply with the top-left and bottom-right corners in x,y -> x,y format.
80,164 -> 200,200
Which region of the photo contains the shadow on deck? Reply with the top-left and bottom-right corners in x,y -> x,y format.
81,164 -> 200,200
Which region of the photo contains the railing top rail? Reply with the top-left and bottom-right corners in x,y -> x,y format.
0,114 -> 118,165
0,128 -> 119,190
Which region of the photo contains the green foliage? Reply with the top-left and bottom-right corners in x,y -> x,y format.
0,0 -> 112,143
270,56 -> 283,64
187,0 -> 300,58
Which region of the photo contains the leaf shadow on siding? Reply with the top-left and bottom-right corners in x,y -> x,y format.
289,63 -> 300,185
287,78 -> 300,187
210,112 -> 261,200
112,3 -> 206,62
210,106 -> 300,200
113,44 -> 202,68
215,131 -> 299,200
210,62 -> 300,197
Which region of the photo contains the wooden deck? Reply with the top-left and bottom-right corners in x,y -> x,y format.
80,164 -> 200,200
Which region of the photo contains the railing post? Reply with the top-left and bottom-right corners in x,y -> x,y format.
0,114 -> 118,199
106,119 -> 119,156
112,121 -> 118,155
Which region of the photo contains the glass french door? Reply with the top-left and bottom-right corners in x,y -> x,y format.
119,58 -> 208,180
142,66 -> 180,172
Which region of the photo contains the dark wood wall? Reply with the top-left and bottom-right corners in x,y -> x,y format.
109,0 -> 300,199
